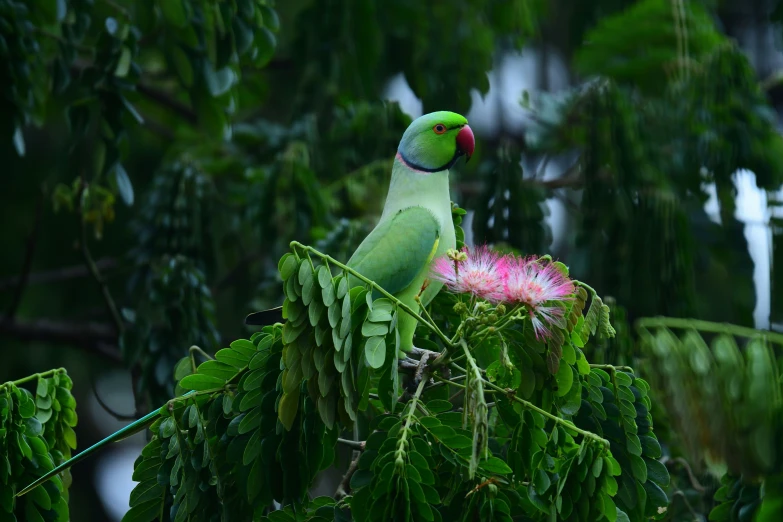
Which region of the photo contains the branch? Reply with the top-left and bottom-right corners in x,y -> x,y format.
91,376 -> 139,420
337,438 -> 366,451
636,316 -> 783,345
0,258 -> 117,292
135,83 -> 197,124
6,191 -> 44,318
78,183 -> 125,336
0,318 -> 122,363
334,457 -> 360,500
481,377 -> 609,448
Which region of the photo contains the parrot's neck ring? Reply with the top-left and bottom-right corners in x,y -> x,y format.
397,150 -> 463,173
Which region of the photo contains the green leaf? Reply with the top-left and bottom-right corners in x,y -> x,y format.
197,361 -> 236,381
239,406 -> 264,434
115,46 -> 132,77
479,457 -> 513,475
279,254 -> 298,280
317,265 -> 332,288
179,374 -> 226,391
426,400 -> 453,414
169,45 -> 194,87
555,361 -> 574,397
278,388 -> 300,431
361,321 -> 389,337
130,480 -> 163,506
644,458 -> 670,487
158,0 -> 188,28
29,481 -> 51,510
629,454 -> 647,482
231,339 -> 258,358
364,336 -> 386,369
215,348 -> 249,368
12,126 -> 25,157
24,499 -> 44,522
122,498 -> 163,522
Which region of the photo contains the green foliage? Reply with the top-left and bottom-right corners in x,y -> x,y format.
114,239 -> 668,521
292,0 -> 547,113
471,144 -> 552,255
4,0 -> 783,520
126,326 -> 335,521
637,317 -> 783,520
121,162 -> 220,406
574,0 -> 724,92
0,369 -> 76,522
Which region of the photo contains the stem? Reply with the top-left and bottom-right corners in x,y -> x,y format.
636,316 -> 783,346
79,189 -> 124,336
189,345 -> 214,363
6,190 -> 43,319
431,374 -> 466,389
4,368 -> 66,388
481,379 -> 609,448
397,377 -> 429,458
290,241 -> 454,347
590,364 -> 634,373
337,438 -> 366,451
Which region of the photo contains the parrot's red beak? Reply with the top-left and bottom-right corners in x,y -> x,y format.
456,124 -> 475,162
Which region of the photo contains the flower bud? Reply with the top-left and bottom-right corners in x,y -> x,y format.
476,302 -> 489,313
488,484 -> 498,496
395,456 -> 405,469
496,304 -> 506,315
453,302 -> 468,314
488,313 -> 498,323
446,248 -> 462,261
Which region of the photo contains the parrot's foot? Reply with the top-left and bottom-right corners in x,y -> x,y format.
409,346 -> 441,359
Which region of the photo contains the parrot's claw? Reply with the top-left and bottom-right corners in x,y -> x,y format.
409,346 -> 441,359
400,357 -> 420,370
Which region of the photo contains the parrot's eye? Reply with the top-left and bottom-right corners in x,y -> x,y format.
433,124 -> 446,134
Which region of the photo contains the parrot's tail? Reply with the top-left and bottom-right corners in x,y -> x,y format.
245,306 -> 284,326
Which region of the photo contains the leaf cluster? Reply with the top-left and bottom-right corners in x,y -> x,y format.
0,370 -> 77,522
125,326 -> 335,522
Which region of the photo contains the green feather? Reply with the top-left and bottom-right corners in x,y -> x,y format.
347,206 -> 440,297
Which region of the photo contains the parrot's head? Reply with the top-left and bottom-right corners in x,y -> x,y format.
397,111 -> 475,172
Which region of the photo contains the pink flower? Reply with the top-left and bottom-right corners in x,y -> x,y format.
503,257 -> 574,339
431,246 -> 507,302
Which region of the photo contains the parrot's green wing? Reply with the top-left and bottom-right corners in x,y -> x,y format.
347,206 -> 440,295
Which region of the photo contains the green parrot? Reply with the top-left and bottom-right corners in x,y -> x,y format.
16,111 -> 474,498
247,110 -> 474,353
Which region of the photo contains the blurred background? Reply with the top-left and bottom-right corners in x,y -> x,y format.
3,0 -> 783,520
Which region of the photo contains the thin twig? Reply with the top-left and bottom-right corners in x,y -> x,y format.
136,83 -> 197,124
6,190 -> 44,318
590,364 -> 635,373
91,376 -> 138,421
0,318 -> 119,353
3,368 -> 66,388
337,438 -> 366,451
102,0 -> 130,18
424,374 -> 467,392
334,457 -> 360,500
636,316 -> 783,346
482,378 -> 609,447
78,182 -> 125,336
662,456 -> 706,493
0,258 -> 118,292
